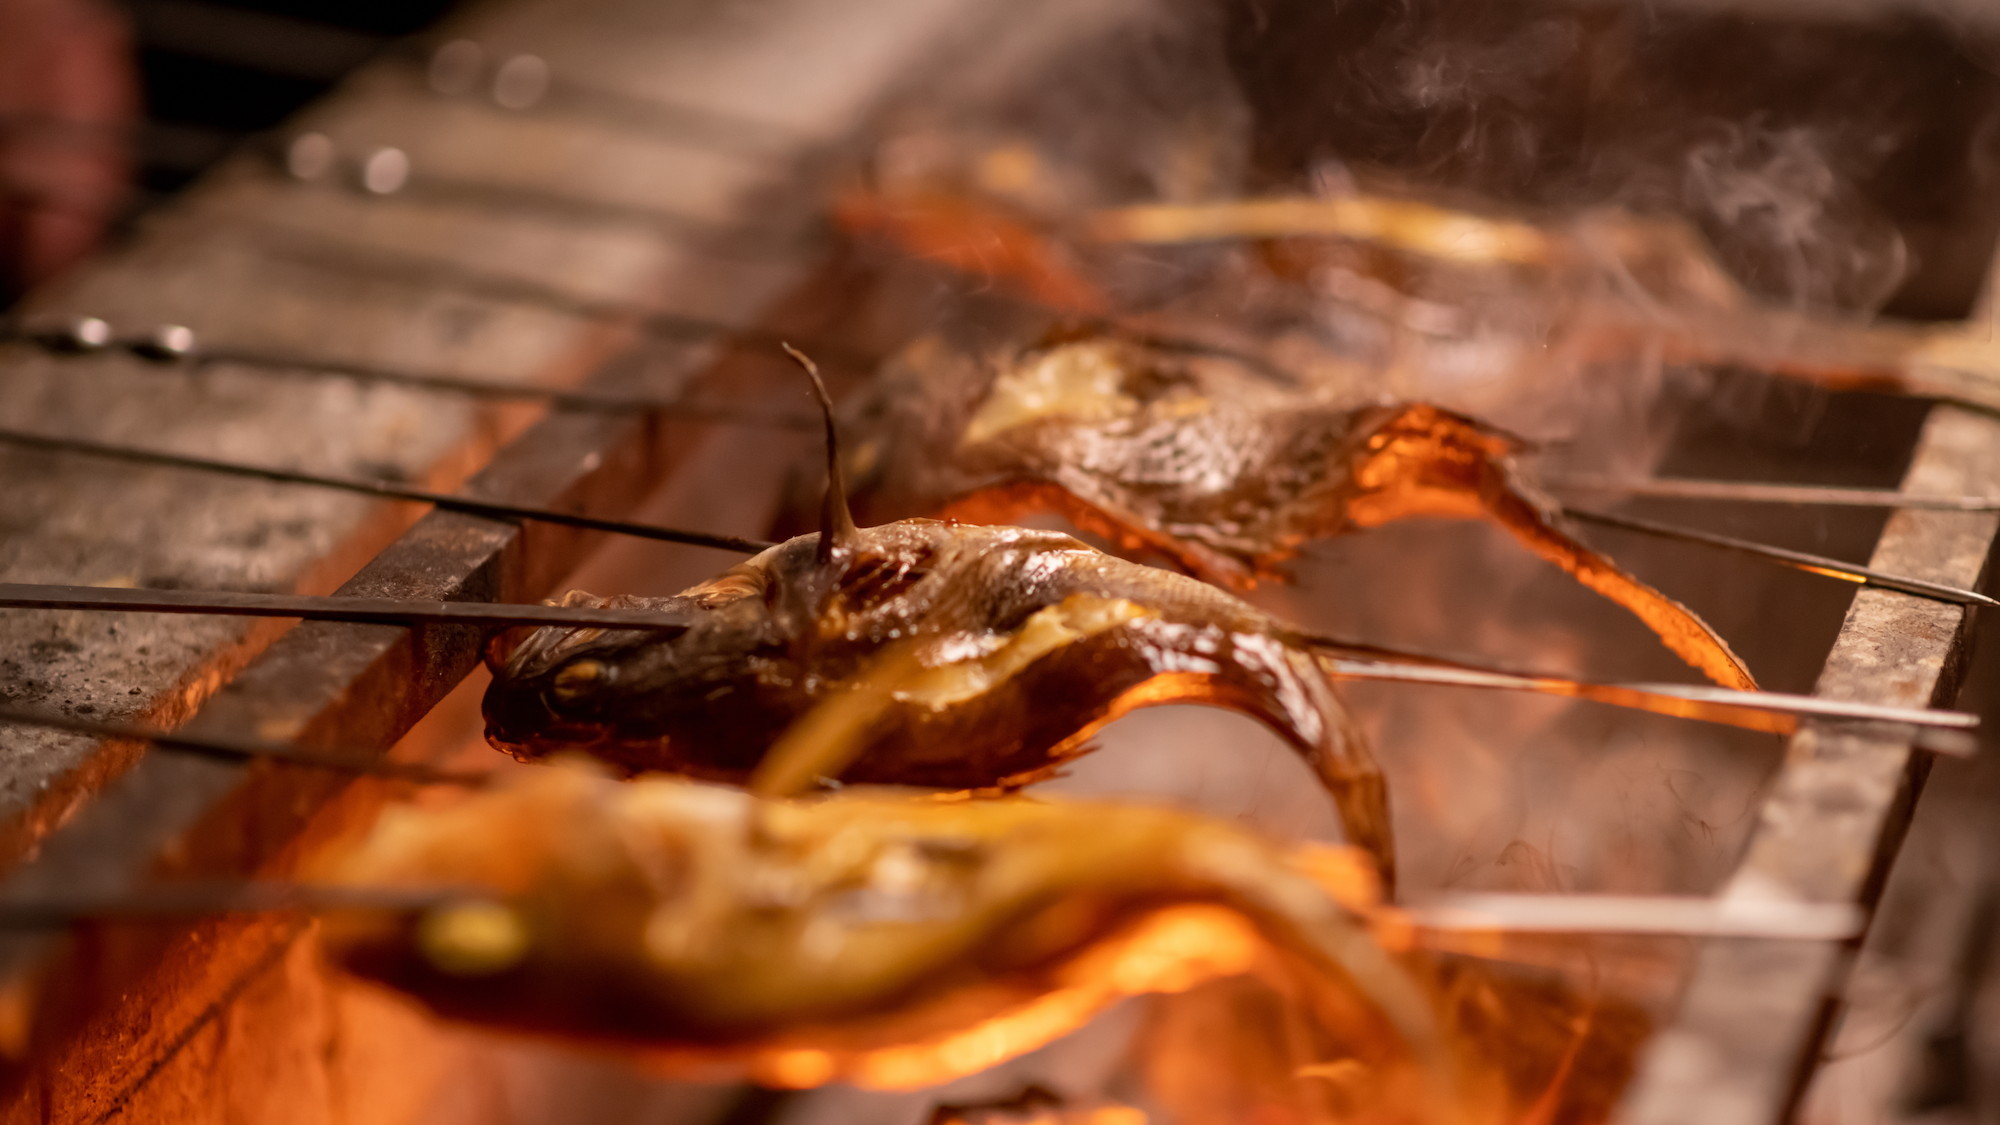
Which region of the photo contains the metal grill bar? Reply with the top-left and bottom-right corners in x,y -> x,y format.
1615,403 -> 2000,1125
0,366 -> 728,1119
0,425 -> 777,552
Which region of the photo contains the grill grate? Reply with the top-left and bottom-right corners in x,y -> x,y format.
1620,402 -> 2000,1125
0,0 -> 1994,1123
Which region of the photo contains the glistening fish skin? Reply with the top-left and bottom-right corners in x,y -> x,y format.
814,331 -> 1754,691
481,518 -> 1391,874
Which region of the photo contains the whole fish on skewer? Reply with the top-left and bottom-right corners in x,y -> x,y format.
305,761 -> 1686,1123
802,328 -> 1755,691
840,171 -> 2000,415
313,763 -> 1444,1093
0,710 -> 1880,1119
317,762 -> 1658,1122
478,345 -> 1970,891
483,349 -> 1396,875
485,538 -> 1392,876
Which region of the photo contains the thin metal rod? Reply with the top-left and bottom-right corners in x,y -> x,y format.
0,885 -> 1865,938
245,224 -> 1296,392
1396,894 -> 1863,941
238,225 -> 1292,388
242,223 -> 878,370
0,318 -> 817,429
0,427 -> 776,554
275,134 -> 823,258
196,342 -> 817,426
0,582 -> 702,631
0,703 -> 489,785
1307,637 -> 1978,753
23,579 -> 1969,746
0,881 -> 469,928
1551,474 -> 2000,513
1563,505 -> 2000,609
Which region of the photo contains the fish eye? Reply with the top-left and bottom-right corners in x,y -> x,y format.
548,658 -> 612,707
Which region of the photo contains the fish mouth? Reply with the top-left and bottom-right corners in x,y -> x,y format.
482,718 -> 619,763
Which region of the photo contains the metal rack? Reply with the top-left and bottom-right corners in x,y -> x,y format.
0,0 -> 1992,1122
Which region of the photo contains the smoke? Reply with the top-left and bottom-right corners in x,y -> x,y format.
1221,0 -> 2000,320
1679,120 -> 1909,313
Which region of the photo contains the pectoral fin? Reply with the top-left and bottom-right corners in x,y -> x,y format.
1343,405 -> 1756,691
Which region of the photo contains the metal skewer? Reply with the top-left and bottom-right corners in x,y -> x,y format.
9,581 -> 1965,749
0,882 -> 473,927
413,40 -> 806,159
0,703 -> 490,785
1551,474 -> 2000,513
1562,505 -> 2000,609
240,223 -> 879,370
1309,644 -> 1978,754
0,582 -> 703,631
5,579 -> 1968,749
0,880 -> 1862,941
242,225 -> 1297,385
0,317 -> 818,429
276,133 -> 824,259
0,427 -> 777,554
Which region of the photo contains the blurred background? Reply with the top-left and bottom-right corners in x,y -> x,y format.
0,0 -> 460,300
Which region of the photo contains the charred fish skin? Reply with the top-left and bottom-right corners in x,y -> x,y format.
480,518 -> 1392,872
821,332 -> 1755,690
809,331 -> 1423,570
314,765 -> 1436,1079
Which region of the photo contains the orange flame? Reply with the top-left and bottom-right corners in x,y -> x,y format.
754,905 -> 1262,1090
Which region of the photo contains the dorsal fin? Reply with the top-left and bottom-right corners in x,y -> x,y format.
782,343 -> 859,564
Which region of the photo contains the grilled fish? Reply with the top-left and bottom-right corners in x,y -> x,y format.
315,764 -> 1440,1090
484,349 -> 1395,875
483,518 -> 1392,875
817,330 -> 1755,690
839,179 -> 2000,415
